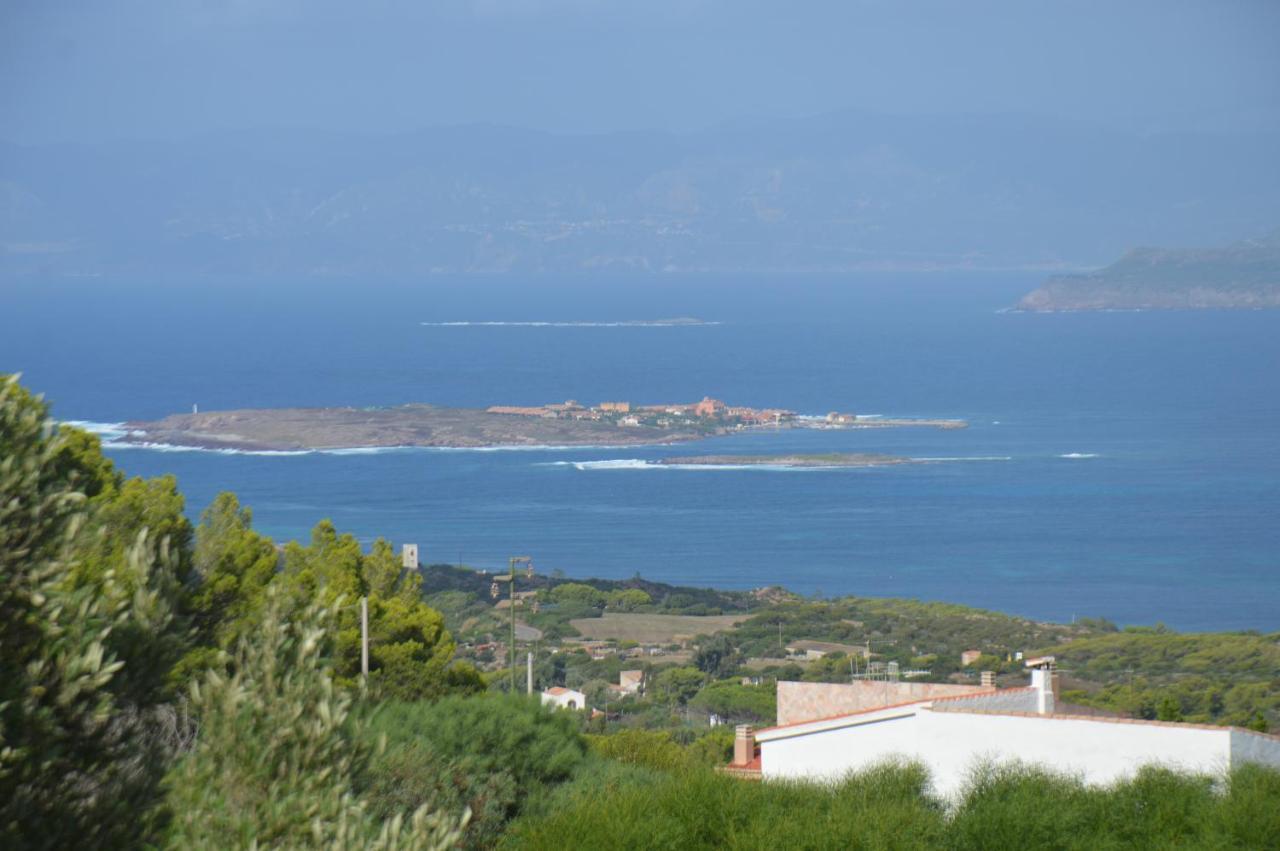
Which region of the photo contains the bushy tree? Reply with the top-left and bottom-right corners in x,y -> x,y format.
362,695 -> 585,848
167,586 -> 464,850
186,492 -> 278,646
693,633 -> 742,678
690,680 -> 776,724
652,666 -> 706,705
607,588 -> 652,612
281,520 -> 480,699
0,377 -> 176,848
550,582 -> 607,608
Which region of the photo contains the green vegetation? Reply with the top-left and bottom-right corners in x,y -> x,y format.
0,376 -> 482,849
5,375 -> 1279,849
504,759 -> 1280,849
360,695 -> 586,849
1,378 -> 183,848
167,587 -> 462,850
1046,629 -> 1280,729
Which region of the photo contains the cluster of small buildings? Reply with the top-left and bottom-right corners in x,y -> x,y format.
540,670 -> 644,713
485,397 -> 796,429
726,657 -> 1280,794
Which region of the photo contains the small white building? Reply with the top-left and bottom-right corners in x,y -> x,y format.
618,670 -> 644,695
540,686 -> 587,711
734,663 -> 1280,796
401,543 -> 419,568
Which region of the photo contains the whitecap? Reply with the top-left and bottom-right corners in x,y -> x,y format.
63,420 -> 129,440
100,439 -> 313,457
1058,453 -> 1100,459
420,320 -> 720,328
556,459 -> 889,472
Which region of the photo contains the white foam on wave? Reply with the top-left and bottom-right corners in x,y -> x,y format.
550,459 -> 887,472
100,440 -> 314,457
1058,452 -> 1100,459
421,320 -> 720,328
63,420 -> 130,440
93,435 -> 643,457
556,459 -> 653,471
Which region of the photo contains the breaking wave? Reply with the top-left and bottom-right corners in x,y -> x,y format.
63,420 -> 130,440
420,319 -> 720,327
1058,452 -> 1100,459
548,460 -> 888,472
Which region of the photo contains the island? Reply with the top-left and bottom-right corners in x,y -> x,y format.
1014,230 -> 1280,312
116,397 -> 966,451
654,453 -> 914,468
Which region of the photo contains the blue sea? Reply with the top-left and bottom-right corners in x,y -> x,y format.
5,275 -> 1278,631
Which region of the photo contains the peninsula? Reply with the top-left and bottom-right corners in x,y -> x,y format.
1015,230 -> 1280,312
117,397 -> 966,451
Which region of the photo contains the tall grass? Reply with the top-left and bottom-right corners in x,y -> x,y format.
502,762 -> 1280,850
502,761 -> 944,850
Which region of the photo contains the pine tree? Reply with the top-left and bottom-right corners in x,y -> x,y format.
166,585 -> 465,849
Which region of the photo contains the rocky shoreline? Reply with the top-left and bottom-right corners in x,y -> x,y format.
121,405 -> 705,451
117,405 -> 968,452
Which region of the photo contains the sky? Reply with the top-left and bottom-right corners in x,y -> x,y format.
2,0 -> 1279,144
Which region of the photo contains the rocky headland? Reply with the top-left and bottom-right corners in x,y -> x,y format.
1015,231 -> 1280,312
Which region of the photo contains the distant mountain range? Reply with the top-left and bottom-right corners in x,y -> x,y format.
1015,231 -> 1280,311
3,112 -> 1279,280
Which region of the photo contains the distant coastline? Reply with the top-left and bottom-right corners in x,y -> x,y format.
1014,231 -> 1280,312
108,399 -> 967,452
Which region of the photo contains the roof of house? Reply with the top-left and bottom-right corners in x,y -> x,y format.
938,709 -> 1280,742
545,686 -> 574,696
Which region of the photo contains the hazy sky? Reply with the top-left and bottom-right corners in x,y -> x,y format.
3,0 -> 1279,144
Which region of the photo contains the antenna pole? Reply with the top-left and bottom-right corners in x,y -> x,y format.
360,596 -> 369,679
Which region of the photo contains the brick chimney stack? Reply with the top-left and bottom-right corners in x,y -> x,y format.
980,670 -> 996,689
733,725 -> 755,766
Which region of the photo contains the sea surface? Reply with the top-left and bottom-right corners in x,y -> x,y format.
4,275 -> 1278,631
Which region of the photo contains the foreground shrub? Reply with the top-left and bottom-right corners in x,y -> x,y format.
0,377 -> 179,849
166,588 -> 463,850
502,760 -> 944,850
586,728 -> 692,772
361,695 -> 586,848
505,757 -> 1280,850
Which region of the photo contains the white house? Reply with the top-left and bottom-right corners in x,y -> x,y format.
540,686 -> 587,711
730,661 -> 1280,796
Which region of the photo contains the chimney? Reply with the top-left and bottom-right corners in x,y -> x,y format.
733,725 -> 755,766
980,670 -> 996,689
1026,656 -> 1057,714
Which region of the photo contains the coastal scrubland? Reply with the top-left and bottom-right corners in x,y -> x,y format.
4,374 -> 1278,849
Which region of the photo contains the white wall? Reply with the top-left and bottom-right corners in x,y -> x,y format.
1230,728 -> 1280,770
540,689 -> 586,711
760,708 -> 1255,798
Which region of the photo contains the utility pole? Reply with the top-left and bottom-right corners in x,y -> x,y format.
493,556 -> 533,693
527,651 -> 534,695
360,596 -> 369,679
